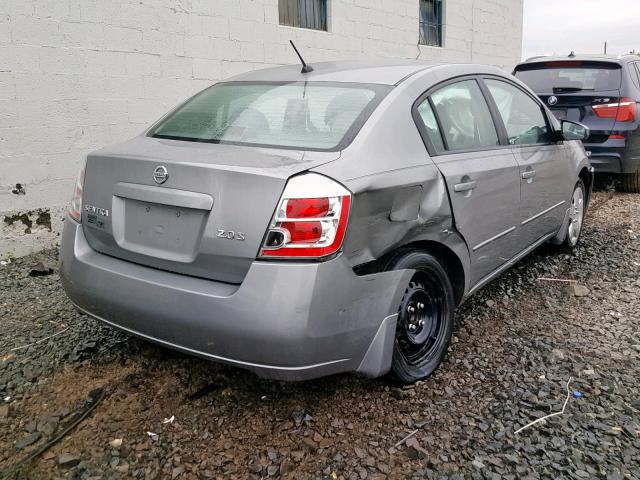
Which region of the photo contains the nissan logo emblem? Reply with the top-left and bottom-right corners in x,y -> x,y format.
153,165 -> 169,184
548,95 -> 558,106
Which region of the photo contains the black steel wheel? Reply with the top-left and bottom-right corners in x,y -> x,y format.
386,250 -> 455,384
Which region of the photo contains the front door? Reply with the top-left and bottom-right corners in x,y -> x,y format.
414,78 -> 521,285
483,78 -> 572,243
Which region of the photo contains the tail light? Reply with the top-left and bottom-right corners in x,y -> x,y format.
592,98 -> 637,122
260,173 -> 351,259
68,161 -> 86,222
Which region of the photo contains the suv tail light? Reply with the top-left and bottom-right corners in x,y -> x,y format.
68,162 -> 86,222
592,98 -> 637,122
260,173 -> 351,259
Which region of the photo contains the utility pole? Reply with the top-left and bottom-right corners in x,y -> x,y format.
604,41 -> 607,54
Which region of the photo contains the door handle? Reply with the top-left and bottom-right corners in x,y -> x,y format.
521,170 -> 536,180
454,180 -> 477,192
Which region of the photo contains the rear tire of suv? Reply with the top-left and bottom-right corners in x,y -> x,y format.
385,250 -> 455,384
622,170 -> 640,193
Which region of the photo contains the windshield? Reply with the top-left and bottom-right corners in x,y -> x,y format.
514,62 -> 622,93
150,82 -> 390,151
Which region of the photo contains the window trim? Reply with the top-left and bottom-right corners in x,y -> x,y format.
479,75 -> 559,148
412,75 -> 510,157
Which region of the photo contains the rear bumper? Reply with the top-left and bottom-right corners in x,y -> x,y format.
584,129 -> 640,174
59,218 -> 411,380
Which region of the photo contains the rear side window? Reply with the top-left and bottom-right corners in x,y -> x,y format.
631,63 -> 640,90
485,79 -> 552,145
151,82 -> 389,151
416,101 -> 445,153
514,61 -> 622,93
427,80 -> 500,152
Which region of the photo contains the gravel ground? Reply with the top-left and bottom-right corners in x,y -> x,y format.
1,190 -> 639,480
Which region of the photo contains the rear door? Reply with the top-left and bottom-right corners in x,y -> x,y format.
482,77 -> 572,244
514,60 -> 623,143
414,78 -> 521,285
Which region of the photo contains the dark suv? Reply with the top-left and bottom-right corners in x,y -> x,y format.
514,54 -> 640,192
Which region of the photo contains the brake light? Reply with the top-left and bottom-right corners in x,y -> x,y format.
544,61 -> 583,67
609,134 -> 625,140
260,173 -> 351,259
68,162 -> 86,222
592,98 -> 637,122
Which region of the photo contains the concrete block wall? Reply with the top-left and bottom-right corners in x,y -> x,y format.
0,0 -> 523,257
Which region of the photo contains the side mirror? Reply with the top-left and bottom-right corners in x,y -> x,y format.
561,120 -> 589,141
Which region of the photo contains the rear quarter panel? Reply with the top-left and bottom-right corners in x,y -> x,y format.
312,67 -> 476,294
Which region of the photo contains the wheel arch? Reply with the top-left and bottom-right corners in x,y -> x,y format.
578,166 -> 593,206
401,240 -> 466,306
354,239 -> 468,307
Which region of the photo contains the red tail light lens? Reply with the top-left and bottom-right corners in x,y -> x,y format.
281,221 -> 323,244
592,98 -> 637,122
260,174 -> 352,259
68,163 -> 86,222
285,198 -> 330,218
616,98 -> 637,122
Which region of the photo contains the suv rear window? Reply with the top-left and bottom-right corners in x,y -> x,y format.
150,82 -> 390,151
514,61 -> 622,93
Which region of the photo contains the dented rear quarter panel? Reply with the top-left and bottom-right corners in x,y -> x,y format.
312,67 -> 477,296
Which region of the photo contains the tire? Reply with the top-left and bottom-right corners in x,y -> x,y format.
558,179 -> 586,250
621,170 -> 640,193
385,250 -> 455,384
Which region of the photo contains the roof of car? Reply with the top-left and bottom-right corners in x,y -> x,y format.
518,53 -> 638,66
226,60 -> 511,86
225,60 -> 439,86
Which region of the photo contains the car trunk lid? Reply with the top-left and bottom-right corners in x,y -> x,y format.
81,136 -> 339,284
538,91 -> 621,138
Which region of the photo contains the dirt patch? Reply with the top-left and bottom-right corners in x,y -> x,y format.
3,209 -> 52,235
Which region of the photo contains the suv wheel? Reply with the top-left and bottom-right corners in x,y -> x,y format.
622,170 -> 640,193
386,251 -> 455,384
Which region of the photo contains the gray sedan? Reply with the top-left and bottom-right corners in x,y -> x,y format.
60,60 -> 592,383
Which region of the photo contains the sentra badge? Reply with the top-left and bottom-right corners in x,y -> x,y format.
84,205 -> 109,217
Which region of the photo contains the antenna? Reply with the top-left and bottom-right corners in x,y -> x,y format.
289,40 -> 314,74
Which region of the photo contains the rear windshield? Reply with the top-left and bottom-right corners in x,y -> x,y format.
150,82 -> 390,151
514,61 -> 622,93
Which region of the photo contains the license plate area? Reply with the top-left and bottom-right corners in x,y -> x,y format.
112,197 -> 208,263
551,108 -> 568,121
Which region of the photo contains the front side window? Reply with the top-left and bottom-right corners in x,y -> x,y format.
151,82 -> 389,151
419,0 -> 443,47
279,0 -> 327,31
485,79 -> 552,145
429,80 -> 500,151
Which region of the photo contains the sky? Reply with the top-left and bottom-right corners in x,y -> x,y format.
522,0 -> 640,60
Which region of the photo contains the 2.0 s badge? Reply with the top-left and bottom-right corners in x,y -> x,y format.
217,230 -> 246,241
